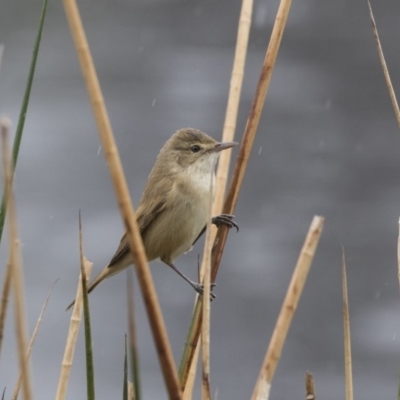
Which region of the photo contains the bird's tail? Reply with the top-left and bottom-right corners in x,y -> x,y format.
65,266 -> 110,311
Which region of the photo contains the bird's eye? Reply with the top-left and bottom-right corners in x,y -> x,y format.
191,145 -> 201,153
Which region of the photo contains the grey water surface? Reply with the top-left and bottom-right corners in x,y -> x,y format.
1,0 -> 400,399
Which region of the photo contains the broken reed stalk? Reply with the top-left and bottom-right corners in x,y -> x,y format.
62,1 -> 181,398
305,371 -> 316,400
251,216 -> 324,400
11,281 -> 57,400
342,250 -> 353,400
178,0 -> 293,390
128,382 -> 135,400
2,119 -> 33,400
367,1 -> 400,131
55,259 -> 93,400
183,1 -> 253,394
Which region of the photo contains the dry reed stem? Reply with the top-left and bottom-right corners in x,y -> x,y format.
200,171 -> 216,400
183,344 -> 200,400
342,249 -> 353,400
368,1 -> 400,131
11,281 -> 57,400
184,2 -> 254,395
62,1 -> 181,398
0,119 -> 12,360
0,117 -> 11,359
251,216 -> 324,400
213,0 -> 253,217
179,0 -> 292,391
0,118 -> 12,360
398,218 -> 400,297
128,382 -> 135,400
305,371 -> 316,400
0,259 -> 11,358
213,0 -> 292,276
0,44 -> 4,74
55,258 -> 93,400
2,119 -> 33,400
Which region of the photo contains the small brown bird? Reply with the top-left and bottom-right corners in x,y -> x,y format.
67,128 -> 238,310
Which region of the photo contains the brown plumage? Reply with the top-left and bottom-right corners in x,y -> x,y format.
66,128 -> 238,310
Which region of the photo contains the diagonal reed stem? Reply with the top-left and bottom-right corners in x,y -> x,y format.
178,0 -> 293,390
62,1 -> 181,398
251,216 -> 324,400
367,1 -> 400,131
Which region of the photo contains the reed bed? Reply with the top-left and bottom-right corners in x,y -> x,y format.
0,1 -> 399,399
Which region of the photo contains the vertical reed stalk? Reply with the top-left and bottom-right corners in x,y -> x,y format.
55,260 -> 93,400
183,1 -> 253,396
179,0 -> 293,390
11,281 -> 57,400
2,119 -> 33,400
342,250 -> 353,400
305,372 -> 316,400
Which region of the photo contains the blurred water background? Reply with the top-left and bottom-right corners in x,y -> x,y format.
1,0 -> 400,399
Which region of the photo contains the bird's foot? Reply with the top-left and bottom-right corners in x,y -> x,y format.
191,282 -> 216,301
212,214 -> 239,232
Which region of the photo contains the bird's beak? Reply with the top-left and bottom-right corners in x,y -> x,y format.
212,141 -> 239,152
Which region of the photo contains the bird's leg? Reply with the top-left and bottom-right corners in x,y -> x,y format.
164,261 -> 216,300
192,214 -> 239,247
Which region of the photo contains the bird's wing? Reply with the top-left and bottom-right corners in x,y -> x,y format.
108,177 -> 172,267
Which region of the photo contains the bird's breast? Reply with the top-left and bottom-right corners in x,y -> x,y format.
169,172 -> 215,259
141,171 -> 215,263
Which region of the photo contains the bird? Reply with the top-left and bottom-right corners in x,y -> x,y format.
66,128 -> 238,310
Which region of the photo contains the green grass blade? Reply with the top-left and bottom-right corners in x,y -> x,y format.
79,212 -> 95,400
398,365 -> 400,400
81,267 -> 95,400
0,0 -> 49,243
127,268 -> 141,400
123,333 -> 128,400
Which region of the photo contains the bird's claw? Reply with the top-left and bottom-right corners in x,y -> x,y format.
192,282 -> 216,301
212,214 -> 239,232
